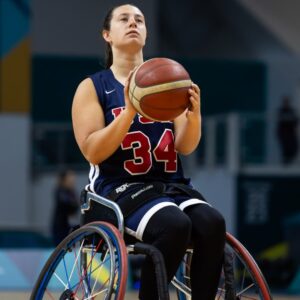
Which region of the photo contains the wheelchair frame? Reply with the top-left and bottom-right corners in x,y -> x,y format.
30,191 -> 273,300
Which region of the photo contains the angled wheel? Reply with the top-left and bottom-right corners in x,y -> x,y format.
217,233 -> 272,300
30,222 -> 128,300
173,233 -> 272,300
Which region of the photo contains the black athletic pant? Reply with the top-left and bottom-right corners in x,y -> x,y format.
138,204 -> 226,300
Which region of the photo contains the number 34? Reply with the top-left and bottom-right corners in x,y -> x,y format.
121,129 -> 177,175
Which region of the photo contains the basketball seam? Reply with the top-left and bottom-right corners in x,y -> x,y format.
141,104 -> 187,111
133,80 -> 191,101
129,82 -> 160,121
131,84 -> 189,102
129,73 -> 145,117
129,84 -> 137,102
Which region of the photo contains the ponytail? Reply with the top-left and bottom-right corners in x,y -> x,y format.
104,42 -> 113,69
102,7 -> 115,69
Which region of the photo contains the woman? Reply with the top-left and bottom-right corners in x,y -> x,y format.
72,4 -> 225,300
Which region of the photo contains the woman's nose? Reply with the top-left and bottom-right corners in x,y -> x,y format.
129,17 -> 137,27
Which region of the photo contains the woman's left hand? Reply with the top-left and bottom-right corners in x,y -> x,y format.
186,83 -> 201,120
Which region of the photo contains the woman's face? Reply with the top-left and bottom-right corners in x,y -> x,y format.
103,5 -> 147,52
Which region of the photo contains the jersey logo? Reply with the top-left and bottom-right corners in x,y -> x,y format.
105,89 -> 116,95
111,107 -> 154,124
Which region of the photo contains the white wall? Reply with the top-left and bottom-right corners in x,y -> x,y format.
0,115 -> 31,227
191,169 -> 236,235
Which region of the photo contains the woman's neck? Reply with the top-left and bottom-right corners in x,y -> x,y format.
110,50 -> 143,85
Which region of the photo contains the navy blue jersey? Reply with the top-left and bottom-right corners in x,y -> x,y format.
87,69 -> 189,195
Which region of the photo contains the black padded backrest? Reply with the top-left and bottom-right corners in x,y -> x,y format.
81,197 -> 119,229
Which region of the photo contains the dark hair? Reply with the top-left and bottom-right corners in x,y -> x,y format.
102,4 -> 142,69
103,6 -> 115,69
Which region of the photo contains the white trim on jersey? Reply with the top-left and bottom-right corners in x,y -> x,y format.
179,198 -> 211,211
135,202 -> 177,240
87,164 -> 100,193
89,163 -> 95,181
85,163 -> 95,191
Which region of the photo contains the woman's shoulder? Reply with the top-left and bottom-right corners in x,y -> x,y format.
72,77 -> 99,108
74,69 -> 115,106
76,69 -> 109,92
75,70 -> 109,89
75,77 -> 95,95
89,69 -> 111,82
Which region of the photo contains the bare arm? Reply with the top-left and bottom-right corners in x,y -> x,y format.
174,83 -> 201,155
72,77 -> 136,165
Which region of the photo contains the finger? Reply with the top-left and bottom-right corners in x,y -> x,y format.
191,83 -> 200,94
128,70 -> 134,80
188,88 -> 199,99
191,97 -> 200,109
124,83 -> 129,93
191,82 -> 199,90
124,78 -> 130,89
128,66 -> 138,80
126,68 -> 137,86
188,97 -> 198,110
124,78 -> 130,96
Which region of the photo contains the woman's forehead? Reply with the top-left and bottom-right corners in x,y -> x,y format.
113,5 -> 144,18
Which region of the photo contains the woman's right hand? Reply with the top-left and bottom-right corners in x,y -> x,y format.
124,69 -> 138,117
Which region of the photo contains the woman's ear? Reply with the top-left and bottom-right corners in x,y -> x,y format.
102,30 -> 111,43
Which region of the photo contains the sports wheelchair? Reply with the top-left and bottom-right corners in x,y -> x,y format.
30,191 -> 272,300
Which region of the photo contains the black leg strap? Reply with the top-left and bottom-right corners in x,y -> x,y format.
115,182 -> 166,218
167,183 -> 206,201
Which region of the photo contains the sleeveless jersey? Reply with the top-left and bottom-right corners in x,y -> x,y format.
87,69 -> 189,195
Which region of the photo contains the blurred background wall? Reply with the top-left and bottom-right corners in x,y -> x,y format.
1,0 -> 300,292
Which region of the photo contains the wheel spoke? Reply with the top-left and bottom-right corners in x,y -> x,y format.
91,250 -> 109,295
173,234 -> 271,300
73,238 -> 104,295
30,223 -> 128,300
69,240 -> 85,286
53,271 -> 68,289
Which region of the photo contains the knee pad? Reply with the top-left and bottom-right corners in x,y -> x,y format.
143,206 -> 192,246
187,205 -> 226,240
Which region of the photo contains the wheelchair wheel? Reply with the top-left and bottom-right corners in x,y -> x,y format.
30,222 -> 128,300
173,232 -> 272,300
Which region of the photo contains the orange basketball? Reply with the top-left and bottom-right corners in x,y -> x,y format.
129,58 -> 192,121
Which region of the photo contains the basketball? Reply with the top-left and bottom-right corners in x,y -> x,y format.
128,58 -> 192,121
